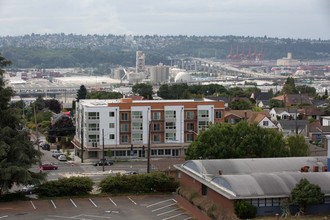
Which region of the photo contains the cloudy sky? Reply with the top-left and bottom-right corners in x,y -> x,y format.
0,0 -> 329,39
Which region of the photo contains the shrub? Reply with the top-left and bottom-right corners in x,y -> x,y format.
99,171 -> 179,194
37,176 -> 94,197
0,192 -> 27,202
234,200 -> 257,219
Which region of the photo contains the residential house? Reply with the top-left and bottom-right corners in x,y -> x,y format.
250,92 -> 273,109
269,107 -> 299,121
277,119 -> 307,137
299,106 -> 324,121
272,94 -> 312,107
247,112 -> 277,129
224,110 -> 253,124
304,121 -> 330,147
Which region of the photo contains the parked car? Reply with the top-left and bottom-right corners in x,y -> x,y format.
22,185 -> 37,194
40,163 -> 58,170
57,155 -> 67,161
41,143 -> 50,151
52,150 -> 63,158
94,159 -> 113,166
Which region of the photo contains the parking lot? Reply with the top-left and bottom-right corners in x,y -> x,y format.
0,195 -> 193,220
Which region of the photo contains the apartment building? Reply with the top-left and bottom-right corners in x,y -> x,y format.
72,98 -> 225,161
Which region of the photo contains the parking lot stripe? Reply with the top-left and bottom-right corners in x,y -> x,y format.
127,197 -> 137,205
109,198 -> 117,206
152,203 -> 176,212
70,199 -> 77,207
0,215 -> 8,219
89,198 -> 97,207
50,200 -> 57,209
157,208 -> 179,216
30,200 -> 36,209
183,217 -> 193,220
162,213 -> 184,220
146,199 -> 175,208
80,214 -> 112,219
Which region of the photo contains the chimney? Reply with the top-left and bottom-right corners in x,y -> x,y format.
326,135 -> 330,172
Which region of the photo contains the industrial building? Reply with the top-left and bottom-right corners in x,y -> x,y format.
277,52 -> 300,66
72,98 -> 225,161
136,51 -> 145,73
149,64 -> 169,83
175,156 -> 330,216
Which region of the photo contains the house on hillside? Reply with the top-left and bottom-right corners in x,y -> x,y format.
269,107 -> 299,121
299,106 -> 324,121
272,94 -> 312,107
247,112 -> 277,129
277,119 -> 307,137
224,110 -> 253,124
251,92 -> 273,109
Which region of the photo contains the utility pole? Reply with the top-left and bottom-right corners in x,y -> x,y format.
102,129 -> 105,172
34,104 -> 41,168
147,121 -> 151,173
81,108 -> 84,163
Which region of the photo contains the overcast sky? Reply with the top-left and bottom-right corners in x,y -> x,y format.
0,0 -> 329,39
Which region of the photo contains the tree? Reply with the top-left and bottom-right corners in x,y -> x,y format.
76,85 -> 87,102
0,53 -> 45,195
290,178 -> 324,215
132,83 -> 153,99
286,135 -> 309,157
229,99 -> 252,110
86,91 -> 122,99
281,77 -> 298,94
185,121 -> 288,160
45,99 -> 62,114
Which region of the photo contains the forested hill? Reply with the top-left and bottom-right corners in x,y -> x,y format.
1,34 -> 330,68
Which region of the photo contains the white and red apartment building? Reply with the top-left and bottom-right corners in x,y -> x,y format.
72,98 -> 225,161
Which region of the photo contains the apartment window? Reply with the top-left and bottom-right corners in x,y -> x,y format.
121,123 -> 129,132
198,121 -> 209,130
165,110 -> 176,119
109,111 -> 115,117
88,135 -> 100,143
153,112 -> 161,120
215,111 -> 222,119
187,133 -> 194,142
186,122 -> 194,131
158,149 -> 164,155
109,123 -> 115,128
88,112 -> 99,120
121,135 -> 128,143
151,149 -> 157,156
121,112 -> 129,121
153,134 -> 160,143
131,111 -> 143,119
186,111 -> 194,120
165,149 -> 171,155
109,134 -> 115,140
153,123 -> 161,131
165,122 -> 176,130
88,151 -> 98,158
263,121 -> 269,126
88,123 -> 99,131
132,133 -> 143,142
198,110 -> 209,118
132,122 -> 143,130
165,132 -> 176,141
115,150 -> 126,156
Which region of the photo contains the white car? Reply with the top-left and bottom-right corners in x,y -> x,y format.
58,155 -> 67,161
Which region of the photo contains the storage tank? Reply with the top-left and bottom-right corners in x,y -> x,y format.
150,65 -> 169,83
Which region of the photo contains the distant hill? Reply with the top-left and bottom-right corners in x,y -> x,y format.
1,34 -> 330,68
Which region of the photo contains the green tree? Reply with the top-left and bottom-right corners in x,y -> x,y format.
270,99 -> 284,108
45,99 -> 61,114
296,85 -> 316,97
132,83 -> 153,99
229,99 -> 252,110
76,85 -> 87,102
158,83 -> 190,99
86,91 -> 122,99
286,135 -> 309,157
185,121 -> 287,160
0,53 -> 45,195
281,77 -> 298,94
290,178 -> 324,215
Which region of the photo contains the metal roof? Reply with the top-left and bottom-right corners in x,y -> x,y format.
178,157 -> 329,199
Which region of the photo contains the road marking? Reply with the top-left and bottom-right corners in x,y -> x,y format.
146,199 -> 175,208
51,200 -> 57,208
89,198 -> 97,207
105,210 -> 119,214
70,199 -> 77,207
109,198 -> 117,206
0,216 -> 8,219
157,208 -> 179,216
162,213 -> 184,220
49,215 -> 93,219
183,217 -> 193,220
152,203 -> 176,212
80,214 -> 112,219
127,196 -> 137,205
30,200 -> 36,209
